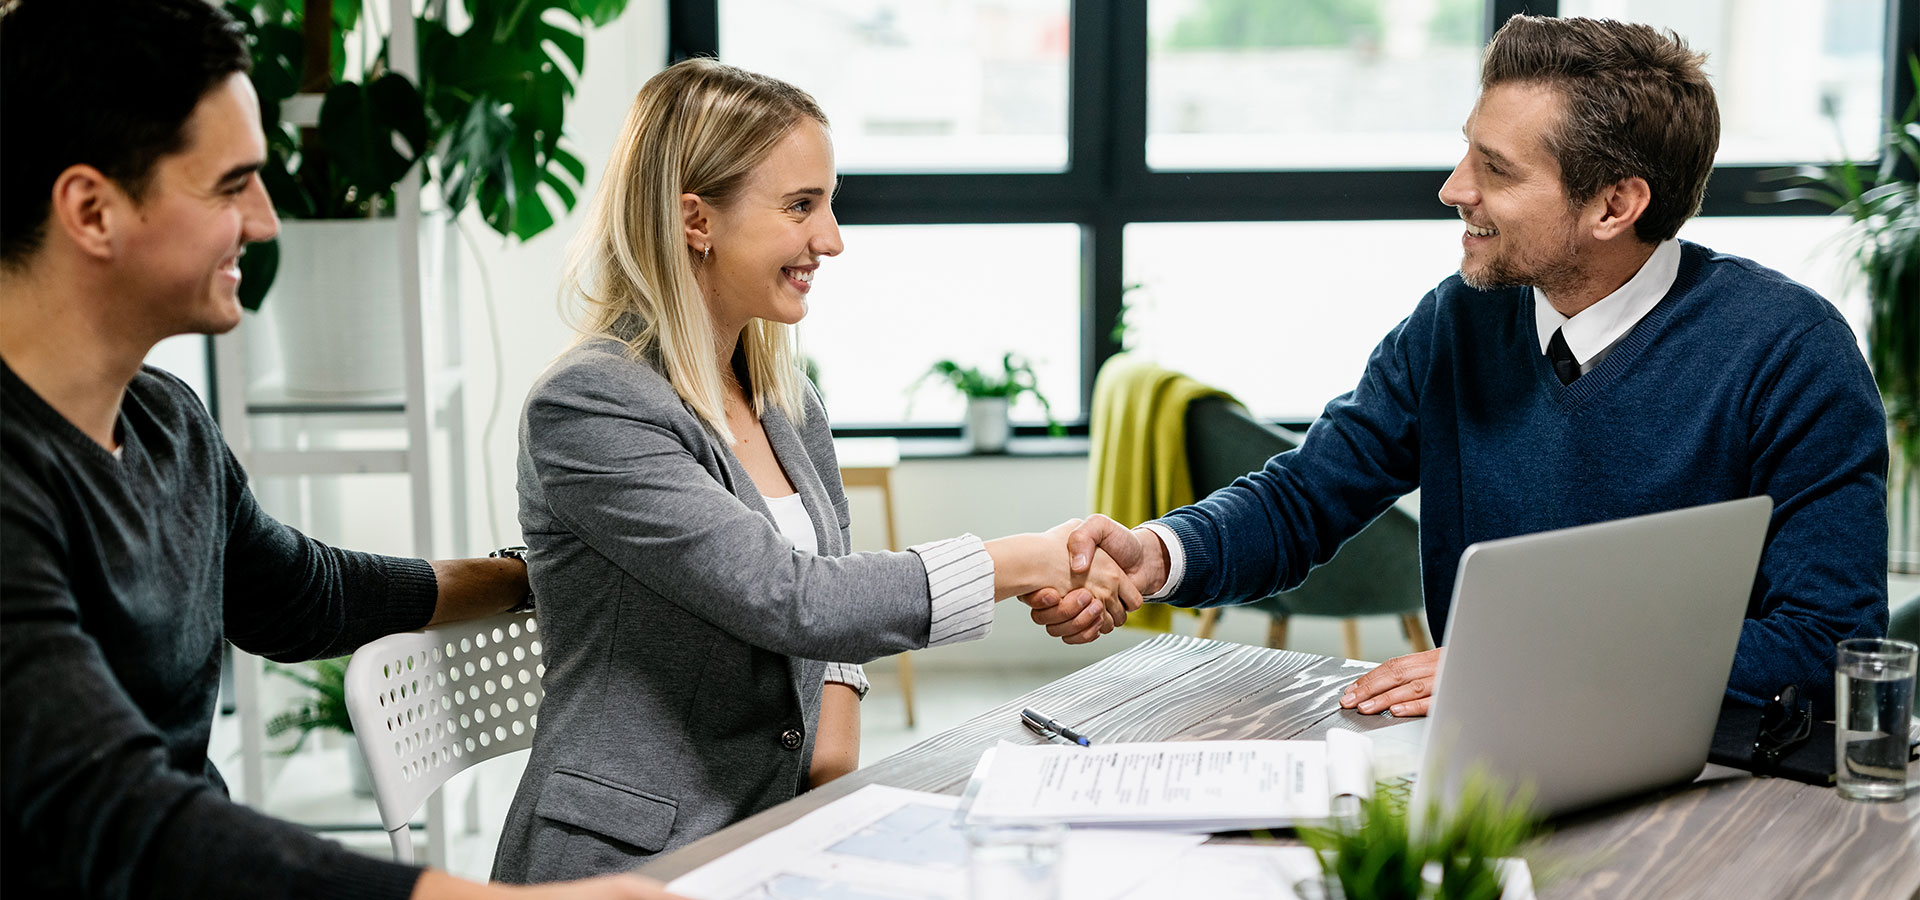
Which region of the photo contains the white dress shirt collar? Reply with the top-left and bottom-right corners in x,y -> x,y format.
1533,238 -> 1682,364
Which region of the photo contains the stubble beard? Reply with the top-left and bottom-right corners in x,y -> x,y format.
1458,218 -> 1584,295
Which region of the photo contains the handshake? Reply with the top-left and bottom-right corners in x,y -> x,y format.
996,514 -> 1171,646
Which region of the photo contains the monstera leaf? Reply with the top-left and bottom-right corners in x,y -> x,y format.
318,73 -> 428,211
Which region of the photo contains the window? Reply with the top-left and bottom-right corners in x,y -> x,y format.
802,224 -> 1082,426
721,0 -> 1072,173
1147,0 -> 1483,169
1560,0 -> 1889,164
673,0 -> 1914,434
1123,220 -> 1466,419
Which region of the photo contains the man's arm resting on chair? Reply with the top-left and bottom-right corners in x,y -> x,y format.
426,557 -> 532,626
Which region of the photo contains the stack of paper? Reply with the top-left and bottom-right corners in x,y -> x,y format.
964,731 -> 1374,831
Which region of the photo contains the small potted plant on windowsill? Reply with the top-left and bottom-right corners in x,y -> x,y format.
265,656 -> 372,797
913,353 -> 1064,454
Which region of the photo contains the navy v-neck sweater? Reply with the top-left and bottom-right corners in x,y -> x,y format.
1159,241 -> 1888,708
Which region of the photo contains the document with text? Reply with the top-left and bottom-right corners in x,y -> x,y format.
964,731 -> 1373,831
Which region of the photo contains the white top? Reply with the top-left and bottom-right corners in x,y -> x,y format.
763,492 -> 867,694
1144,240 -> 1683,601
762,492 -> 818,555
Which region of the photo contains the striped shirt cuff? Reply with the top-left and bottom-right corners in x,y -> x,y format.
910,533 -> 995,648
1139,521 -> 1186,600
823,662 -> 870,699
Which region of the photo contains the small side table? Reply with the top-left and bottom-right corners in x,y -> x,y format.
835,438 -> 916,727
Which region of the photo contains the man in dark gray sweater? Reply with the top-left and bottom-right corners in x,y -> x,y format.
0,1 -> 683,898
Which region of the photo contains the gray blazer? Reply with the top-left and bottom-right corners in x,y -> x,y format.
492,338 -> 933,883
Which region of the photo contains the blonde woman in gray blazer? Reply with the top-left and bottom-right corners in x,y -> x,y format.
491,59 -> 1139,884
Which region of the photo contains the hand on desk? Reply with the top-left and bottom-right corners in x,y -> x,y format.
1340,648 -> 1444,717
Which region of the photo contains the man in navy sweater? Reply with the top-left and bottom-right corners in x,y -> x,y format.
1047,15 -> 1888,716
0,1 -> 686,897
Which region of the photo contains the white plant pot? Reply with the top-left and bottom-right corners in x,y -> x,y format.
263,219 -> 406,400
965,396 -> 1011,454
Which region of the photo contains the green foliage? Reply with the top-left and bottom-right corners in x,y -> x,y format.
913,353 -> 1065,436
225,0 -> 631,309
1299,771 -> 1541,900
264,656 -> 354,753
1756,55 -> 1920,482
1165,0 -> 1383,51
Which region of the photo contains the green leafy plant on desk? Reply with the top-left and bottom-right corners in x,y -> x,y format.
1299,772 -> 1542,900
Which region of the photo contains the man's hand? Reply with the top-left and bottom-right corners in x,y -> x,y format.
1064,515 -> 1170,597
1340,648 -> 1444,717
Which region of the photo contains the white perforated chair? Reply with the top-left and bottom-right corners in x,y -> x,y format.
343,609 -> 545,862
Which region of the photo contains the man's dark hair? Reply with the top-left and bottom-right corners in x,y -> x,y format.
0,0 -> 252,267
1482,15 -> 1720,243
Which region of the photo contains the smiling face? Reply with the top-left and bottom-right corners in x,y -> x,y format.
694,119 -> 844,334
1437,82 -> 1587,294
115,72 -> 279,337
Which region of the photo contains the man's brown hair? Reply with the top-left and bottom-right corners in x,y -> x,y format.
1482,15 -> 1720,242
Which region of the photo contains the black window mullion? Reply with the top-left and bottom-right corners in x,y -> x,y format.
1489,0 -> 1554,37
1890,0 -> 1918,183
1085,0 -> 1148,414
666,0 -> 717,60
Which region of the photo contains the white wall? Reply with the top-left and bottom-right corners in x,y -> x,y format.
454,4 -> 667,549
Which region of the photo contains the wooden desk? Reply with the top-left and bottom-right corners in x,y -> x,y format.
638,635 -> 1920,898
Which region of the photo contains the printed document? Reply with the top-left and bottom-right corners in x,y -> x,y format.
965,731 -> 1372,831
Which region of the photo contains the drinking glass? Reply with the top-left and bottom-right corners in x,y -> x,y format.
966,823 -> 1065,900
1835,638 -> 1917,801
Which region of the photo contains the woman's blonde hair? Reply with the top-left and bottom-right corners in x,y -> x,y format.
564,57 -> 828,441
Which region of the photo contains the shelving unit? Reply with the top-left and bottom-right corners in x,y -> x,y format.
210,4 -> 476,867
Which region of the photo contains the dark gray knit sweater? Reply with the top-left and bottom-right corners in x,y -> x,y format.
2,362 -> 438,899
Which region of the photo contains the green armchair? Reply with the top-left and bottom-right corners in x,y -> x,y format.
1183,396 -> 1431,659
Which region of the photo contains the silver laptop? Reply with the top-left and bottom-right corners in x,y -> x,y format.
1369,496 -> 1773,820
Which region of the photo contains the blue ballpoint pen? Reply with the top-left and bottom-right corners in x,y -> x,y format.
1020,708 -> 1092,746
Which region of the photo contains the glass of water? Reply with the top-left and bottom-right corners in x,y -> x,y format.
966,823 -> 1066,900
1835,638 -> 1917,801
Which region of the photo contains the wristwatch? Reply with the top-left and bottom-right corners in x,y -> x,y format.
489,546 -> 536,610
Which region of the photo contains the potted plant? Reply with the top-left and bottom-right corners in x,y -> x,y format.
225,0 -> 631,397
264,657 -> 373,796
913,353 -> 1064,453
1296,772 -> 1542,899
1758,55 -> 1920,573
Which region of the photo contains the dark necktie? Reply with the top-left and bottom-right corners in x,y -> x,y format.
1546,327 -> 1581,386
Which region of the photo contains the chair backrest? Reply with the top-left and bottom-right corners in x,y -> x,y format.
343,609 -> 544,861
1184,395 -> 1423,617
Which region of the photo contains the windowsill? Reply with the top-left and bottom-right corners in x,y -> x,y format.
881,435 -> 1091,460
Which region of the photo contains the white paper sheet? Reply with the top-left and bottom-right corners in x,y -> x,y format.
1112,844 -> 1535,900
965,739 -> 1373,830
666,784 -> 1207,900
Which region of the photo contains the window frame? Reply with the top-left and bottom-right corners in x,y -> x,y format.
671,0 -> 1919,437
